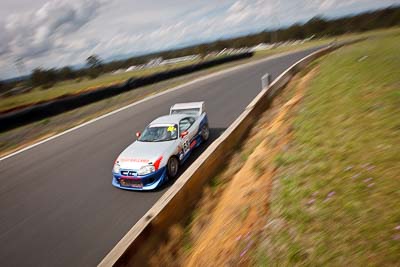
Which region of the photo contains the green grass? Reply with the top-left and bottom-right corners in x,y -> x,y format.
254,30 -> 400,266
209,175 -> 223,192
253,27 -> 400,60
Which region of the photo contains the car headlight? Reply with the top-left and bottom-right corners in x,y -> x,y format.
137,165 -> 155,176
113,162 -> 121,174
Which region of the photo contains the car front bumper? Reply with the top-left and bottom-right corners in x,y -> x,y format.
112,167 -> 167,191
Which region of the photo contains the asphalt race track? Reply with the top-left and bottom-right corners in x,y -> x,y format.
0,47 -> 323,266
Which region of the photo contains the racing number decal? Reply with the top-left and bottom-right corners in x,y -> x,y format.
182,137 -> 190,155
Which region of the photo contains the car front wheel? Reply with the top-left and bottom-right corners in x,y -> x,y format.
167,157 -> 179,178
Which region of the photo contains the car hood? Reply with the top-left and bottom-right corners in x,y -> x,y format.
117,140 -> 175,170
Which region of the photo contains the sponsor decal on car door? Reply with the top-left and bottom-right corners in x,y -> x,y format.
182,135 -> 190,155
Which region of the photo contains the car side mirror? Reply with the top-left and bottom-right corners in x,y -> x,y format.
136,131 -> 141,138
180,131 -> 188,138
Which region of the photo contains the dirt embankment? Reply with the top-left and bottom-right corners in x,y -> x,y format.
150,68 -> 318,266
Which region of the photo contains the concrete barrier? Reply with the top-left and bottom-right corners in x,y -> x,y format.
99,40 -> 363,267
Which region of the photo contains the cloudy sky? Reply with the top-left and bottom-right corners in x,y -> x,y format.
0,0 -> 399,79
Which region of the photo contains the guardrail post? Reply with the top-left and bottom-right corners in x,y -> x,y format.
261,73 -> 271,89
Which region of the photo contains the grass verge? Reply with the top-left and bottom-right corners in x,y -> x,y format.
254,27 -> 400,266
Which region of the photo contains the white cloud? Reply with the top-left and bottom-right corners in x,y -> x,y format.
0,24 -> 11,56
2,0 -> 103,61
0,0 -> 398,79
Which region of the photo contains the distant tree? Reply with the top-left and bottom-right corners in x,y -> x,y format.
284,24 -> 306,40
86,55 -> 103,69
58,66 -> 75,80
194,44 -> 208,58
30,68 -> 57,89
0,81 -> 5,94
31,68 -> 45,87
304,16 -> 329,36
86,54 -> 103,79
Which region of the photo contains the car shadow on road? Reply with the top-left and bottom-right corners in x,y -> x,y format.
156,127 -> 227,191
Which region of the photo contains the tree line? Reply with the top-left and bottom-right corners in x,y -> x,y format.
1,5 -> 399,93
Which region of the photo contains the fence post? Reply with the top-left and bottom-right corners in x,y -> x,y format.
261,73 -> 271,89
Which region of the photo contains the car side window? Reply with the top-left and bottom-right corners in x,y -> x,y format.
179,117 -> 195,132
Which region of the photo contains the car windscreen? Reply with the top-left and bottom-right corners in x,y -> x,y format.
170,108 -> 200,115
138,124 -> 178,142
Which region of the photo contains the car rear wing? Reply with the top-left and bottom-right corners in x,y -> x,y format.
170,102 -> 205,116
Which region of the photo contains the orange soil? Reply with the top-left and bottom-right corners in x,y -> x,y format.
184,69 -> 317,267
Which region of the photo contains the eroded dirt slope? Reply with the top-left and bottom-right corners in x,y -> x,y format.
150,67 -> 317,266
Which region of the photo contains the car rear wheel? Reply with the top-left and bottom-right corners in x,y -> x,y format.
167,157 -> 179,178
201,124 -> 210,141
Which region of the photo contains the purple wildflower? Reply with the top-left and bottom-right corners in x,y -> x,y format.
240,240 -> 254,257
327,191 -> 335,198
240,248 -> 249,257
366,165 -> 375,171
361,163 -> 370,168
307,199 -> 316,206
344,166 -> 353,171
364,177 -> 373,183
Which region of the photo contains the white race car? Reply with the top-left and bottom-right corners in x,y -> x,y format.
112,102 -> 209,190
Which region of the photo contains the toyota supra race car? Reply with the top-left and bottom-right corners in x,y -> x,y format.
112,102 -> 209,190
